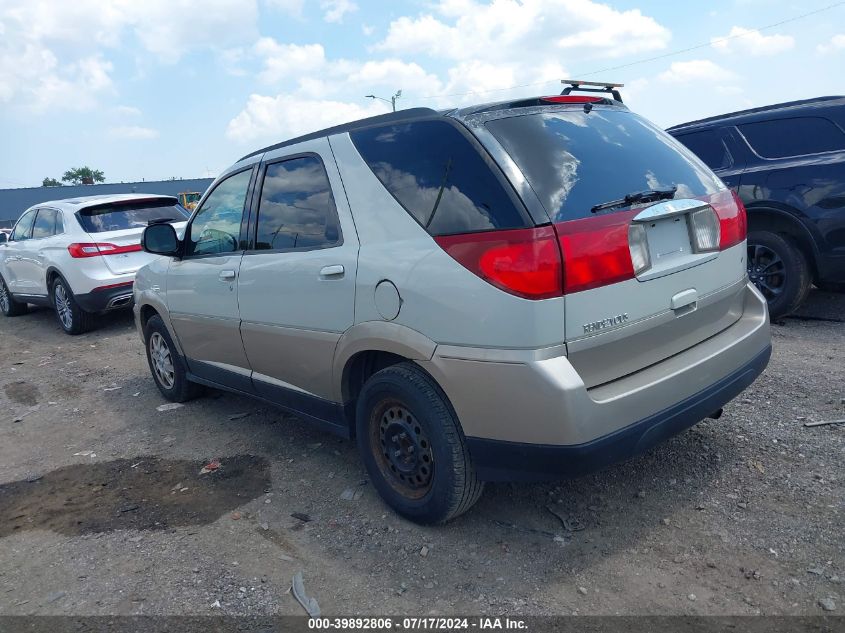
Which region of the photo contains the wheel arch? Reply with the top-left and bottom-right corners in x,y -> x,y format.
745,205 -> 820,279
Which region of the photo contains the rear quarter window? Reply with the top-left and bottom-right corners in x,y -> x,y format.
674,130 -> 732,170
78,200 -> 189,233
350,119 -> 529,235
739,117 -> 845,158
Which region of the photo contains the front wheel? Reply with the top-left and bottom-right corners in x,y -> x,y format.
747,231 -> 811,320
144,314 -> 202,402
356,362 -> 484,524
52,277 -> 94,335
0,274 -> 28,317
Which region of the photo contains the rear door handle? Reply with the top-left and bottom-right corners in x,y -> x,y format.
319,265 -> 345,278
219,270 -> 236,281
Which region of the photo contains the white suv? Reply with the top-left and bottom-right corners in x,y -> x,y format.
0,194 -> 189,334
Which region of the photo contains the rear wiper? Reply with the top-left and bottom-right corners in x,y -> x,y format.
590,186 -> 677,213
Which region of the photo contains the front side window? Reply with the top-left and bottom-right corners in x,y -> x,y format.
254,156 -> 340,251
739,117 -> 845,159
351,120 -> 528,235
187,169 -> 252,256
11,210 -> 37,241
675,130 -> 732,170
32,208 -> 58,239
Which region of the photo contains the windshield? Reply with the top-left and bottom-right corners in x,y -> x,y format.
78,200 -> 190,233
484,108 -> 725,223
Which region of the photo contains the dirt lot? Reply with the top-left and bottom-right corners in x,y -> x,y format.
0,290 -> 843,616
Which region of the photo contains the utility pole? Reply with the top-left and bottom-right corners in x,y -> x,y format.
365,90 -> 402,112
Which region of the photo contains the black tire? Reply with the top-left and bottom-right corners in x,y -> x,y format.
355,362 -> 484,524
144,314 -> 202,402
51,277 -> 94,335
747,230 -> 811,320
0,274 -> 28,317
815,280 -> 845,294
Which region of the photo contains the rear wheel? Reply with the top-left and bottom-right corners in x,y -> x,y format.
747,231 -> 811,320
144,315 -> 202,402
51,277 -> 94,335
356,362 -> 484,524
0,275 -> 28,317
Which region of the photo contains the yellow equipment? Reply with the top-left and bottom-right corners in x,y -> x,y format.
178,192 -> 202,211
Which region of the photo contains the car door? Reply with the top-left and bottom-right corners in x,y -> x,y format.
166,163 -> 257,391
16,208 -> 61,296
237,138 -> 358,408
2,209 -> 37,293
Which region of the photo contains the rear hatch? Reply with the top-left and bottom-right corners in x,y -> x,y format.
478,105 -> 748,387
76,198 -> 190,275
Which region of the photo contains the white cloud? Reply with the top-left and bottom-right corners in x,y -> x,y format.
226,94 -> 388,143
264,0 -> 305,16
108,125 -> 160,140
254,38 -> 327,84
376,0 -> 671,61
711,26 -> 794,56
321,0 -> 358,23
114,105 -> 142,117
817,34 -> 845,54
658,60 -> 738,84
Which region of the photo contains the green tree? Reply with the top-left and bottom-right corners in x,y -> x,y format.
42,177 -> 63,187
62,166 -> 105,185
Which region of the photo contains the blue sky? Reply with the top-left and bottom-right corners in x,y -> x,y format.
1,0 -> 844,188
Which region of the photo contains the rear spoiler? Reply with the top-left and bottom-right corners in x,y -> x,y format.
561,79 -> 624,103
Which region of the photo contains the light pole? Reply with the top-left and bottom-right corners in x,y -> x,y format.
365,90 -> 402,112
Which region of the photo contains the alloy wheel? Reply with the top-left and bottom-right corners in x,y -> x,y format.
747,243 -> 786,301
54,283 -> 73,330
370,399 -> 434,499
149,332 -> 175,389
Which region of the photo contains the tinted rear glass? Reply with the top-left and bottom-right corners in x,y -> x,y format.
739,117 -> 845,158
350,120 -> 528,235
675,130 -> 732,170
78,200 -> 189,233
485,109 -> 724,223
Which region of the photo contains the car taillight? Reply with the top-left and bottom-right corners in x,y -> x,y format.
688,206 -> 721,252
540,96 -> 603,104
627,223 -> 651,274
434,226 -> 563,300
67,243 -> 142,258
554,211 -> 638,294
709,189 -> 747,250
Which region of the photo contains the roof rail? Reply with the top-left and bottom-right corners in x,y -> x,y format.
561,79 -> 624,103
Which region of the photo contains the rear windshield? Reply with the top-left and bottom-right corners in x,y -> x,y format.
78,200 -> 190,233
485,108 -> 724,223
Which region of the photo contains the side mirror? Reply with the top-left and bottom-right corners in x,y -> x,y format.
0,233 -> 7,244
142,223 -> 180,257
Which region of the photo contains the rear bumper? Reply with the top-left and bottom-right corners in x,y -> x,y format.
466,345 -> 770,481
74,283 -> 134,312
420,282 -> 771,481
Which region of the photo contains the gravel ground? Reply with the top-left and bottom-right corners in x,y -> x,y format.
0,289 -> 843,616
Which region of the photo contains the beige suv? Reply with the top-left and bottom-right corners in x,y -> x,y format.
135,93 -> 771,523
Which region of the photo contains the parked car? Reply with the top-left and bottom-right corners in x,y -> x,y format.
0,194 -> 189,334
0,229 -> 11,244
668,96 -> 845,318
135,91 -> 771,523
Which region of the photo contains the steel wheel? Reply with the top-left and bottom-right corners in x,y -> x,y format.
748,243 -> 786,300
149,331 -> 175,389
369,399 -> 435,500
0,279 -> 9,313
53,283 -> 74,330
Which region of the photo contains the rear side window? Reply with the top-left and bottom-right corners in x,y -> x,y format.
675,130 -> 732,170
32,208 -> 58,239
739,117 -> 845,158
11,210 -> 36,241
486,109 -> 724,223
351,120 -> 527,235
78,200 -> 189,233
254,156 -> 340,251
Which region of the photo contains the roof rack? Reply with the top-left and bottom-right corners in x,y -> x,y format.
561,79 -> 624,103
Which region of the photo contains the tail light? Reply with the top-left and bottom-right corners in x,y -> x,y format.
554,211 -> 637,294
68,243 -> 142,258
434,226 -> 563,300
709,189 -> 747,250
434,188 -> 746,299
